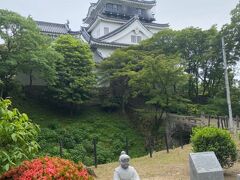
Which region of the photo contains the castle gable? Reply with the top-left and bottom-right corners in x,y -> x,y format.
98,16 -> 153,44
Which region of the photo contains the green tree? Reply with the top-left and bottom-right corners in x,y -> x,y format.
99,49 -> 144,113
177,27 -> 226,101
219,2 -> 240,118
0,99 -> 40,174
140,29 -> 178,56
51,35 -> 96,113
129,55 -> 188,132
0,9 -> 58,96
222,2 -> 240,63
142,27 -> 227,103
17,42 -> 61,89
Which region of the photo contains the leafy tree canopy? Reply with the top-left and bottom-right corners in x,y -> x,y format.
222,2 -> 240,63
50,35 -> 96,112
0,9 -> 60,96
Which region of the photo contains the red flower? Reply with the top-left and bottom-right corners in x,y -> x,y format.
0,157 -> 94,180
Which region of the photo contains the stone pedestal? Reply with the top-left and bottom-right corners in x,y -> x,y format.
237,174 -> 240,180
189,152 -> 224,180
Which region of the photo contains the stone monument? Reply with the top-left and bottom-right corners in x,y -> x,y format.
189,152 -> 224,180
237,174 -> 240,180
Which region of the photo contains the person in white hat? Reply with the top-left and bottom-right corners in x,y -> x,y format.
113,151 -> 140,180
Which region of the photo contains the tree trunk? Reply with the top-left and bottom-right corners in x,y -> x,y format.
121,98 -> 126,114
154,105 -> 164,135
29,70 -> 33,88
0,87 -> 3,98
154,105 -> 158,125
27,70 -> 33,96
70,103 -> 75,116
195,76 -> 199,102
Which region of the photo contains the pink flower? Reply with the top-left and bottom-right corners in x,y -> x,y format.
0,157 -> 94,180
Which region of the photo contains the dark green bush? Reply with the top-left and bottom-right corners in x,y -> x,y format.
38,128 -> 58,143
34,107 -> 146,166
97,145 -> 114,164
37,127 -> 135,165
100,100 -> 119,112
47,122 -> 61,130
191,127 -> 237,168
68,144 -> 87,163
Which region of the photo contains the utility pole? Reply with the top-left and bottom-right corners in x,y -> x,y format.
221,37 -> 234,132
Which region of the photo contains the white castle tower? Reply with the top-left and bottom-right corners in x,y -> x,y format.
81,0 -> 169,62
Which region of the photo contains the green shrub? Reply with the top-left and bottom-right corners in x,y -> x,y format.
22,103 -> 146,166
97,145 -> 114,164
191,127 -> 237,168
100,100 -> 119,112
0,99 -> 40,174
68,144 -> 87,163
47,122 -> 61,130
38,128 -> 58,143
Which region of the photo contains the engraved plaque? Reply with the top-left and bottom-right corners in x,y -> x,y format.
189,152 -> 224,180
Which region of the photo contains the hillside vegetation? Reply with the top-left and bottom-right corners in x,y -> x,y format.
14,99 -> 146,166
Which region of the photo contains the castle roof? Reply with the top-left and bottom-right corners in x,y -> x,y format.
35,21 -> 80,36
84,0 -> 156,24
36,21 -> 70,34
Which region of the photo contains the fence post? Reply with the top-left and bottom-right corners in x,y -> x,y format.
59,139 -> 63,158
221,117 -> 224,129
164,131 -> 169,153
180,129 -> 183,149
125,137 -> 129,155
225,116 -> 228,129
217,116 -> 220,128
208,115 -> 211,126
237,116 -> 240,128
149,136 -> 153,158
227,117 -> 229,129
93,138 -> 97,168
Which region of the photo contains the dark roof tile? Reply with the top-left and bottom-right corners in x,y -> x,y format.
35,21 -> 70,34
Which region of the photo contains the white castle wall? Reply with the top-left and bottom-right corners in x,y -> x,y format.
91,20 -> 123,38
115,30 -> 147,44
97,47 -> 116,58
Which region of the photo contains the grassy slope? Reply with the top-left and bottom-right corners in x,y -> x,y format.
93,144 -> 240,180
14,99 -> 146,159
13,100 -> 240,179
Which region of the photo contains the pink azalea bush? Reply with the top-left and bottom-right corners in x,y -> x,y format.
0,157 -> 94,180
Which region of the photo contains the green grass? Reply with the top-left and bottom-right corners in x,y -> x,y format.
14,99 -> 146,165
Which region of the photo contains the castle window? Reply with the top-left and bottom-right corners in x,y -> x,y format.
131,35 -> 142,43
106,3 -> 122,14
106,3 -> 113,11
131,35 -> 136,43
117,5 -> 122,12
113,4 -> 118,12
137,8 -> 143,15
104,27 -> 109,35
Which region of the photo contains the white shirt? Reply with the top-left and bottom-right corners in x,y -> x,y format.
113,166 -> 140,180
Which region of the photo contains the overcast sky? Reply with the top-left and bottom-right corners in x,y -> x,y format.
0,0 -> 239,31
